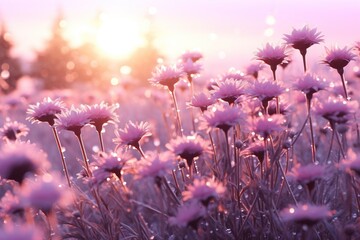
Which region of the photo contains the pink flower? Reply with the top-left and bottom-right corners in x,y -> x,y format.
27,97 -> 65,126
284,26 -> 323,54
256,43 -> 289,72
0,142 -> 50,184
287,163 -> 326,185
323,46 -> 356,72
169,201 -> 206,229
0,224 -> 43,240
113,121 -> 151,151
0,191 -> 23,216
293,73 -> 327,96
221,68 -> 245,81
250,114 -> 286,138
280,204 -> 334,226
20,174 -> 73,214
181,59 -> 202,77
200,103 -> 245,133
314,96 -> 358,125
55,106 -> 90,136
136,151 -> 175,181
176,79 -> 190,92
181,50 -> 203,62
245,62 -> 265,79
182,178 -> 225,206
188,92 -> 215,112
210,78 -> 247,105
149,64 -> 185,92
339,149 -> 360,176
241,141 -> 266,163
166,135 -> 211,168
0,120 -> 29,141
82,102 -> 119,132
248,79 -> 284,102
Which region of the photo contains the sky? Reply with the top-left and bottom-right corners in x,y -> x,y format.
1,0 -> 360,74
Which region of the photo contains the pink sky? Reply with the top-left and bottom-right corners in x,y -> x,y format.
1,0 -> 360,74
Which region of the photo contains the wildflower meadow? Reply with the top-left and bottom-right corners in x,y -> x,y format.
1,23 -> 360,240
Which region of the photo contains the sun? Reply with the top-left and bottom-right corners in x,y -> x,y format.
95,15 -> 143,59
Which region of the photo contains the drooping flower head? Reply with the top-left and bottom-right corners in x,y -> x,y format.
166,135 -> 211,168
284,26 -> 323,54
181,50 -> 203,63
210,78 -> 247,105
149,64 -> 185,92
323,46 -> 356,74
0,120 -> 29,142
200,103 -> 245,133
280,204 -> 334,226
82,102 -> 119,132
314,96 -> 358,126
188,92 -> 215,112
0,142 -> 50,184
169,201 -> 206,229
182,178 -> 225,206
27,97 -> 65,126
55,106 -> 90,136
256,43 -> 289,74
293,73 -> 327,98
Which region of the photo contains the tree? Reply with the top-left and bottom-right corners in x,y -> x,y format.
0,22 -> 23,93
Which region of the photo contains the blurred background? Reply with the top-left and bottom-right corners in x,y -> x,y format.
0,0 -> 359,91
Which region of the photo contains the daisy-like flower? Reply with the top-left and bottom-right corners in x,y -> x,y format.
176,79 -> 190,92
293,73 -> 327,98
247,79 -> 284,111
0,120 -> 29,141
314,96 -> 358,126
0,191 -> 23,216
92,150 -> 132,184
250,114 -> 286,138
0,224 -> 43,240
181,50 -> 203,63
27,97 -> 65,126
210,78 -> 247,105
0,142 -> 50,184
323,46 -> 356,99
200,103 -> 245,134
287,163 -> 326,192
245,62 -> 265,79
280,204 -> 334,226
149,64 -> 185,92
181,59 -> 202,81
284,26 -> 323,71
241,141 -> 266,164
182,178 -> 225,206
82,102 -> 119,133
136,151 -> 175,184
339,149 -> 360,176
256,43 -> 288,79
169,201 -> 206,229
113,121 -> 151,158
166,135 -> 211,169
20,174 -> 73,214
55,106 -> 90,136
188,92 -> 215,112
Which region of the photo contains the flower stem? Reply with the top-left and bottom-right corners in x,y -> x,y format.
170,89 -> 184,136
52,127 -> 71,187
76,133 -> 92,177
97,129 -> 105,152
338,69 -> 349,100
306,96 -> 316,163
301,51 -> 307,72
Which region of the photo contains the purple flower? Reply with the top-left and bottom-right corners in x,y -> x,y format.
166,135 -> 211,168
293,73 -> 327,97
256,43 -> 289,72
284,26 -> 323,54
210,78 -> 247,105
0,120 -> 29,142
323,46 -> 356,72
245,62 -> 265,79
339,149 -> 360,176
27,97 -> 65,126
221,68 -> 245,81
188,92 -> 215,112
169,201 -> 206,229
287,163 -> 326,191
55,106 -> 90,136
250,114 -> 286,138
0,142 -> 50,184
280,203 -> 334,226
248,79 -> 284,102
0,224 -> 43,240
181,59 -> 202,78
182,178 -> 225,206
181,50 -> 203,62
200,103 -> 245,133
82,102 -> 119,132
149,64 -> 185,92
241,141 -> 266,163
